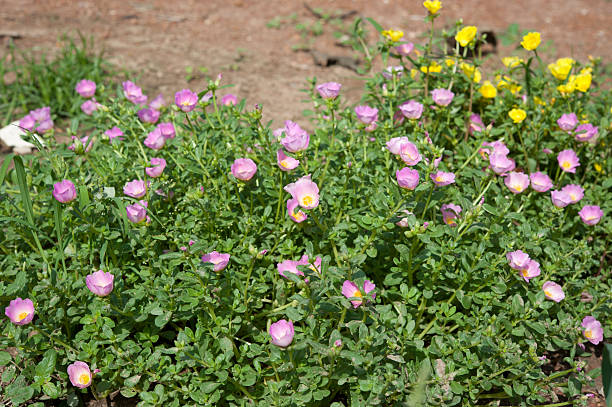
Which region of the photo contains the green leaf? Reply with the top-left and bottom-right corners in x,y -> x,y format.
365,17 -> 383,33
0,153 -> 14,185
0,351 -> 11,366
35,349 -> 57,378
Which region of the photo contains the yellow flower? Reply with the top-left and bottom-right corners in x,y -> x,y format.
502,56 -> 523,68
423,0 -> 442,14
420,61 -> 442,74
575,72 -> 592,92
455,26 -> 478,47
508,108 -> 527,123
594,163 -> 602,173
547,58 -> 574,80
410,69 -> 418,79
460,63 -> 481,83
533,96 -> 546,106
444,58 -> 455,67
496,75 -> 522,95
521,32 -> 541,51
382,30 -> 404,42
479,81 -> 497,98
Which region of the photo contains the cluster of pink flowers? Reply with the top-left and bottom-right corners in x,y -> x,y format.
18,106 -> 54,134
557,113 -> 598,142
144,122 -> 176,150
506,250 -> 540,282
284,174 -> 320,220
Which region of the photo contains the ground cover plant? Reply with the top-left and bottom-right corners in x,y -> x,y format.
1,3 -> 611,406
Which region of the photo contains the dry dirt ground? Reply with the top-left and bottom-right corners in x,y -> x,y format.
0,1 -> 610,405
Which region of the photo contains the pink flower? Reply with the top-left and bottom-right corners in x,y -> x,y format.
334,339 -> 342,347
578,205 -> 603,225
221,94 -> 237,106
85,270 -> 114,296
126,202 -> 147,224
149,94 -> 165,110
67,361 -> 92,388
174,89 -> 198,112
560,184 -> 584,204
342,280 -> 375,308
481,140 -> 509,158
280,121 -> 310,152
80,99 -> 98,115
518,260 -> 540,282
277,149 -> 299,171
231,158 -> 257,181
399,100 -> 423,120
104,126 -> 124,143
386,137 -> 409,155
469,114 -> 486,135
316,82 -> 342,99
75,79 -> 96,98
4,298 -> 34,325
284,174 -> 319,210
396,210 -> 414,228
581,316 -> 603,345
506,250 -> 530,270
123,179 -> 147,198
431,89 -> 454,106
504,171 -> 530,194
144,128 -> 166,150
201,251 -> 231,272
269,319 -> 294,347
30,107 -> 51,122
557,149 -> 580,173
354,105 -> 379,124
287,198 -> 307,223
122,81 -> 147,104
19,114 -> 36,132
441,203 -> 461,226
146,158 -> 167,178
53,180 -> 77,203
489,152 -> 515,175
430,171 -> 455,186
382,65 -> 403,79
157,122 -> 176,139
394,42 -> 414,56
277,257 -> 307,278
557,113 -> 578,132
551,190 -> 572,208
396,168 -> 419,190
530,172 -> 553,192
399,142 -> 422,166
542,281 -> 564,302
68,136 -> 93,153
137,108 -> 160,124
34,118 -> 55,133
574,123 -> 598,142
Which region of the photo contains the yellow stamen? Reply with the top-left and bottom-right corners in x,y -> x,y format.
569,193 -> 577,200
584,329 -> 593,339
514,184 -> 523,192
544,290 -> 553,298
435,176 -> 443,182
78,373 -> 90,385
445,218 -> 456,225
280,160 -> 289,168
353,290 -> 363,298
302,196 -> 313,207
521,269 -> 529,277
17,312 -> 28,321
562,161 -> 571,169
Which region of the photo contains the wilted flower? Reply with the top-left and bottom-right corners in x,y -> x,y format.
504,171 -> 530,194
122,81 -> 147,104
455,26 -> 477,47
399,142 -> 422,166
221,94 -> 237,106
557,113 -> 578,132
399,100 -> 424,120
284,174 -> 319,210
581,316 -> 603,345
386,137 -> 409,155
85,270 -> 114,296
53,180 -> 77,203
521,32 -> 541,51
430,171 -> 455,186
542,281 -> 564,302
81,99 -> 98,115
557,149 -> 580,173
530,172 -> 553,192
158,122 -> 176,139
316,82 -> 342,99
578,205 -> 603,225
201,251 -> 231,272
149,94 -> 165,110
508,108 -> 526,123
277,149 -> 299,171
551,190 -> 572,208
75,79 -> 96,98
126,202 -> 147,224
382,65 -> 404,79
396,168 -> 420,190
137,108 -> 160,124
4,298 -> 34,325
231,158 -> 257,181
519,260 -> 540,282
123,179 -> 147,198
144,128 -> 166,150
287,198 -> 307,223
342,280 -> 375,308
67,361 -> 92,388
489,152 -> 515,174
354,105 -> 379,124
431,88 -> 454,106
146,158 -> 167,178
280,121 -> 310,152
175,89 -> 198,112
269,319 -> 294,347
506,250 -> 530,270
441,203 -> 461,226
423,0 -> 442,14
574,123 -> 598,142
394,42 -> 414,56
561,184 -> 584,204
104,126 -> 124,143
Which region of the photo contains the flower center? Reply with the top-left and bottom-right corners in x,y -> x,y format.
585,215 -> 597,221
521,269 -> 529,277
584,329 -> 593,339
513,184 -> 523,192
17,312 -> 28,321
544,290 -> 553,298
445,218 -> 456,225
353,290 -> 363,298
301,196 -> 313,207
78,373 -> 90,385
562,161 -> 571,169
280,160 -> 289,168
569,193 -> 577,200
181,100 -> 191,106
435,176 -> 443,182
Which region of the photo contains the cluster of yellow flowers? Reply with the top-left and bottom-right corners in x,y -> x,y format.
557,67 -> 592,95
460,63 -> 482,83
